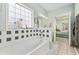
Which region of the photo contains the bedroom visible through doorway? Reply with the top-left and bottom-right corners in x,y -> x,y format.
55,13 -> 70,45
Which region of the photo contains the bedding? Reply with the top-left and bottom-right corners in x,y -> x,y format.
56,31 -> 69,38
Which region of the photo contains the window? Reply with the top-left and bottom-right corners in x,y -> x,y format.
8,3 -> 33,29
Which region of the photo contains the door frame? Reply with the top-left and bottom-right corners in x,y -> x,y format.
54,12 -> 71,45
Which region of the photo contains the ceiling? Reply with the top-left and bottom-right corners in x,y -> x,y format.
39,3 -> 72,12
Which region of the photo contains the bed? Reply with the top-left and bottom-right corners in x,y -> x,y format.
56,30 -> 69,38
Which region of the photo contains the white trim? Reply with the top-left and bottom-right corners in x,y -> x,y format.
54,17 -> 56,42
69,12 -> 71,46
39,13 -> 48,19
5,3 -> 9,30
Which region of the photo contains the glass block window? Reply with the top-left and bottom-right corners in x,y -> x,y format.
8,3 -> 32,29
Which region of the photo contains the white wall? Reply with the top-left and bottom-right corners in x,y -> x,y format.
56,21 -> 63,31
23,3 -> 48,17
48,4 -> 74,17
0,3 -> 7,31
56,19 -> 69,31
75,3 -> 79,16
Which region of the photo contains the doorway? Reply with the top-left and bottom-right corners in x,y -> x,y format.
55,13 -> 71,45
48,13 -> 76,55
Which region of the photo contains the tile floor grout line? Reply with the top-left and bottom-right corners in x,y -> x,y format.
74,47 -> 79,55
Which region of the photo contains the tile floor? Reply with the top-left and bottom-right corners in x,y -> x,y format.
76,48 -> 79,54
47,37 -> 76,55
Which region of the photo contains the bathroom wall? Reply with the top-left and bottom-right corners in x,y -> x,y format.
0,3 -> 48,31
0,3 -> 7,31
23,3 -> 48,17
23,3 -> 48,28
